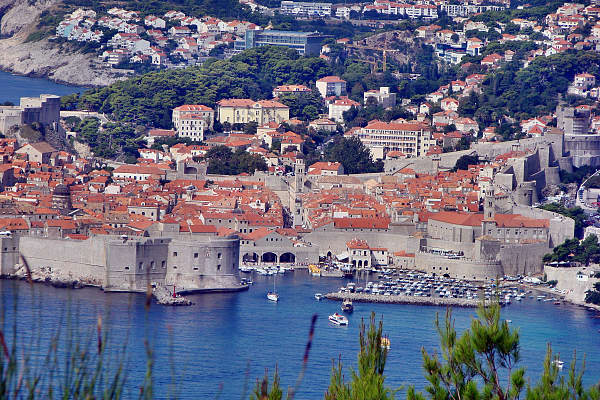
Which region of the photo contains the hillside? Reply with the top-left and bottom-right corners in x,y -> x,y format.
0,0 -> 128,86
0,0 -> 253,86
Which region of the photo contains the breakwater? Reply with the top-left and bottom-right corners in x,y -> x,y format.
325,292 -> 483,307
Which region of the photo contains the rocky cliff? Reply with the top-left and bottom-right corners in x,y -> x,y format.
0,0 -> 127,86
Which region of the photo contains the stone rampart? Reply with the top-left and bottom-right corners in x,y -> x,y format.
414,252 -> 503,280
544,265 -> 600,304
19,236 -> 107,284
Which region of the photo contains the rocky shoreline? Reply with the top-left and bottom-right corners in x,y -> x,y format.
3,265 -> 194,306
0,0 -> 129,87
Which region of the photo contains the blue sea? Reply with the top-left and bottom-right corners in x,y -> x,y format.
2,273 -> 600,399
0,70 -> 87,104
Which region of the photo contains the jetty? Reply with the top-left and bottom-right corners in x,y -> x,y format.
152,284 -> 193,306
325,292 -> 483,308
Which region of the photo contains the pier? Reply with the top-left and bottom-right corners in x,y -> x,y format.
325,292 -> 483,308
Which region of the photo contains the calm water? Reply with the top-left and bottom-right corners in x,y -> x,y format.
0,70 -> 87,104
1,274 -> 600,399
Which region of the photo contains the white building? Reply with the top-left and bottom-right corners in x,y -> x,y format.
280,1 -> 332,17
316,76 -> 347,98
355,120 -> 433,159
328,97 -> 360,123
363,87 -> 397,108
172,105 -> 215,141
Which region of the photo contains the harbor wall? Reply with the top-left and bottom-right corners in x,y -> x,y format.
2,235 -> 244,293
19,236 -> 107,285
497,242 -> 549,276
0,236 -> 20,276
544,265 -> 600,304
166,237 -> 242,293
105,237 -> 170,292
414,252 -> 503,280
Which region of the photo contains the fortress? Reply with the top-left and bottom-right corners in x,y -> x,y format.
0,234 -> 244,293
0,95 -> 61,134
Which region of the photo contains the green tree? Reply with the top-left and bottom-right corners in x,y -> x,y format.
407,304 -> 524,400
324,137 -> 382,174
452,154 -> 479,171
325,313 -> 396,400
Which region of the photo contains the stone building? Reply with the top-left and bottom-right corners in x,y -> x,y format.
0,95 -> 60,134
51,184 -> 72,215
217,99 -> 290,126
15,142 -> 57,164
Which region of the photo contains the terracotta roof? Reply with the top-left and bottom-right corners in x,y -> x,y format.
429,211 -> 484,227
317,76 -> 346,83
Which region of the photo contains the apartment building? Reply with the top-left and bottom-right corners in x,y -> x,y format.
172,105 -> 215,141
316,76 -> 347,98
217,99 -> 290,125
280,1 -> 332,17
355,120 -> 433,159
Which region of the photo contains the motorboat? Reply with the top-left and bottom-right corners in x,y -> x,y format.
256,268 -> 268,275
380,337 -> 391,350
341,299 -> 354,313
239,266 -> 253,273
553,360 -> 564,369
309,264 -> 321,276
329,313 -> 348,325
314,293 -> 324,301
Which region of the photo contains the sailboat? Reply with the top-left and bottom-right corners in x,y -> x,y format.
267,275 -> 279,302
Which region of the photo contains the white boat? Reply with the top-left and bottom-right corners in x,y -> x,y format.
256,268 -> 268,275
314,293 -> 324,300
267,276 -> 279,302
329,313 -> 348,325
553,360 -> 564,369
239,266 -> 253,273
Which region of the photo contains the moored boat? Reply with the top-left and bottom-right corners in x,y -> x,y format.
329,313 -> 348,325
381,337 -> 390,349
315,293 -> 324,300
341,299 -> 354,313
267,291 -> 279,302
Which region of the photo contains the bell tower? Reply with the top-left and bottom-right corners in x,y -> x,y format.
290,156 -> 306,228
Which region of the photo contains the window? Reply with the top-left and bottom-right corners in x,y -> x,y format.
217,264 -> 221,271
161,261 -> 166,269
173,252 -> 178,257
173,266 -> 177,269
218,253 -> 222,259
194,252 -> 198,258
193,267 -> 198,271
138,262 -> 143,270
125,266 -> 130,270
150,261 -> 155,270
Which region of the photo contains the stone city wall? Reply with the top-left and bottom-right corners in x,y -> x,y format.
19,236 -> 107,284
544,265 -> 600,304
303,230 -> 419,255
414,252 -> 503,280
